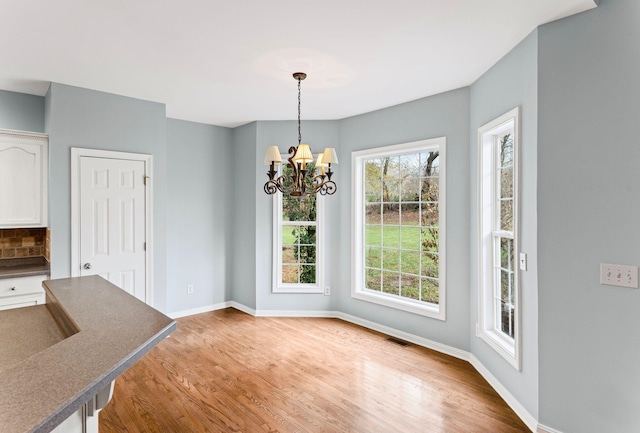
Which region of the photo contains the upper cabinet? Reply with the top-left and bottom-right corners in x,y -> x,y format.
0,130 -> 48,228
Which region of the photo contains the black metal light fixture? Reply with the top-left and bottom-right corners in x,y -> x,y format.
263,72 -> 338,197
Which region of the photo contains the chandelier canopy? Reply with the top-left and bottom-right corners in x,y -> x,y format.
263,72 -> 338,197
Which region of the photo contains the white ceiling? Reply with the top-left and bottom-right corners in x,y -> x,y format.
0,0 -> 596,127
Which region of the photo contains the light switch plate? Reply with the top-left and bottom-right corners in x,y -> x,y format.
519,253 -> 527,271
600,263 -> 638,288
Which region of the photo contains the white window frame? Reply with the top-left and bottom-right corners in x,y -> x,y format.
272,161 -> 324,294
351,138 -> 446,320
477,107 -> 521,370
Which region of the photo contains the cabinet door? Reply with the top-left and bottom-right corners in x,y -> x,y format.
0,135 -> 48,227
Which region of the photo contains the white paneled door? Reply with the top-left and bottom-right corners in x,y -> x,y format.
79,156 -> 147,301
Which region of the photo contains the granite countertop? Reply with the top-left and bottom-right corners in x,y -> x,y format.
0,257 -> 50,279
0,275 -> 176,433
0,305 -> 66,372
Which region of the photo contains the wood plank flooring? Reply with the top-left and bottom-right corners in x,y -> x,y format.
99,308 -> 529,432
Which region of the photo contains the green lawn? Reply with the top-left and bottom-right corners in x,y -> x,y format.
364,224 -> 439,303
281,222 -> 440,303
365,224 -> 437,250
282,226 -> 297,245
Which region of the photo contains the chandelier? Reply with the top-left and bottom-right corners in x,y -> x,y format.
263,72 -> 338,197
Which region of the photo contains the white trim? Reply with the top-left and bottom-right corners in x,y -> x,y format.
469,355 -> 536,432
254,309 -> 337,318
335,312 -> 468,361
351,137 -> 446,320
173,302 -> 543,432
0,128 -> 48,140
537,424 -> 564,433
477,107 -> 521,370
168,301 -> 233,319
70,147 -> 154,306
227,301 -> 257,316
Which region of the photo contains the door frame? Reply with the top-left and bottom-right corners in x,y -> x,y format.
70,147 -> 154,305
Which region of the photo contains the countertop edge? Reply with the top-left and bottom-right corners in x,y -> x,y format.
0,257 -> 50,280
34,320 -> 176,433
0,269 -> 50,280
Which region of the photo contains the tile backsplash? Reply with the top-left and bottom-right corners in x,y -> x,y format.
0,228 -> 49,260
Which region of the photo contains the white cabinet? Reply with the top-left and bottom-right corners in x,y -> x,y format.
0,130 -> 48,228
0,275 -> 46,310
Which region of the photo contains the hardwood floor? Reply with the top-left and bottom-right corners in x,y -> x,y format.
99,308 -> 529,432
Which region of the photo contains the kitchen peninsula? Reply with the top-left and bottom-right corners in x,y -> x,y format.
0,276 -> 176,433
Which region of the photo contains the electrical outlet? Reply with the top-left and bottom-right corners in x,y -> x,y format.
600,264 -> 638,288
187,284 -> 194,294
324,286 -> 331,296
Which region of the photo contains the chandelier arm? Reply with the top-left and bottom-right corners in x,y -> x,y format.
264,179 -> 283,195
268,172 -> 292,194
307,174 -> 337,196
311,173 -> 326,185
287,147 -> 298,167
321,180 -> 337,195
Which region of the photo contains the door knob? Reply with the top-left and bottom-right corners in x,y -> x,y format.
83,263 -> 92,270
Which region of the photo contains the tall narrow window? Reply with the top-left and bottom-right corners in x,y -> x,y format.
352,138 -> 446,319
478,107 -> 520,370
273,161 -> 323,293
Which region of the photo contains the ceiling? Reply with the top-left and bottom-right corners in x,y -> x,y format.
0,0 -> 596,127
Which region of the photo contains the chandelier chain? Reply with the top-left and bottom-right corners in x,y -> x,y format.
297,76 -> 302,145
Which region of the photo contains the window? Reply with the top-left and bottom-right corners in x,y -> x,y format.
273,161 -> 324,293
352,138 -> 446,319
477,107 -> 520,370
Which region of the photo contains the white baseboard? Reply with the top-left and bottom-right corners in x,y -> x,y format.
167,301 -> 232,319
469,355 -> 537,432
335,311 -> 470,361
537,425 -> 563,433
253,309 -> 338,318
227,301 -> 256,316
173,302 -> 547,433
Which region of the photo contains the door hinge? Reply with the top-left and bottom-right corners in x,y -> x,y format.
143,175 -> 150,185
144,242 -> 146,251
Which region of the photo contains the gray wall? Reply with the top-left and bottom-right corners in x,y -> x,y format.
166,118 -> 233,313
538,0 -> 640,431
336,88 -> 471,350
469,30 -> 539,418
230,122 -> 258,309
0,89 -> 45,133
44,83 -> 169,311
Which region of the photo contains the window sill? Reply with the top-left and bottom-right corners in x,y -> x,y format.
273,285 -> 323,294
478,328 -> 520,370
352,289 -> 444,320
